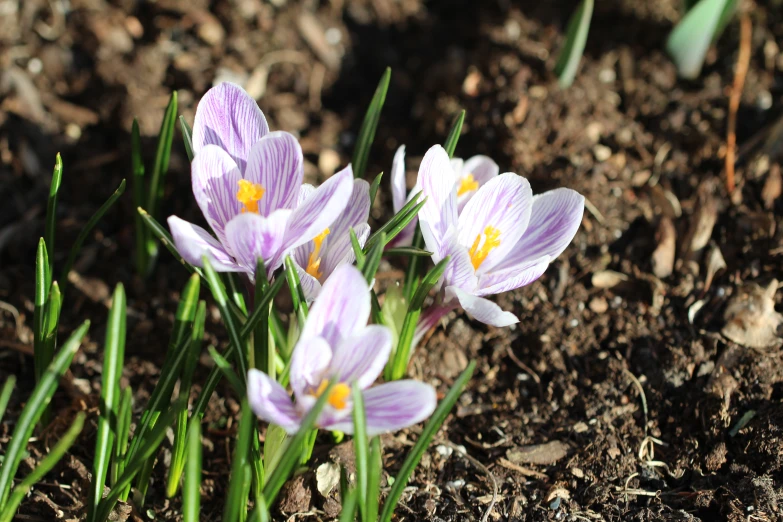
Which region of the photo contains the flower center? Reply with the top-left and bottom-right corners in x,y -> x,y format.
305,228 -> 330,279
314,380 -> 351,410
468,226 -> 501,270
457,173 -> 479,197
237,179 -> 265,213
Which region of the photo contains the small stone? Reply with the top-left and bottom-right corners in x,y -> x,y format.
589,297 -> 608,314
593,144 -> 612,162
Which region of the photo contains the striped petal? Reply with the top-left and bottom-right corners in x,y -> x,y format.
167,216 -> 241,272
192,82 -> 269,173
290,335 -> 332,400
244,131 -> 304,216
456,155 -> 499,210
446,286 -> 518,327
457,173 -> 532,274
247,369 -> 301,433
191,145 -> 244,245
330,325 -> 392,389
391,145 -> 407,213
417,145 -> 458,259
223,210 -> 291,274
477,255 -> 551,296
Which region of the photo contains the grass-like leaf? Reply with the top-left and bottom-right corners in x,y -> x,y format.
33,238 -> 50,385
262,381 -> 337,504
44,153 -> 63,278
284,255 -> 309,321
137,207 -> 203,276
0,320 -> 89,511
208,346 -> 246,396
180,115 -> 194,163
351,385 -> 369,520
182,420 -> 201,522
132,119 -> 147,275
352,67 -> 391,179
385,246 -> 433,258
203,256 -> 249,380
554,0 -> 594,87
254,257 -> 272,376
369,171 -> 384,206
338,488 -> 359,522
365,437 -> 382,522
443,110 -> 465,158
364,190 -> 424,251
60,179 -> 126,297
0,376 -> 15,424
111,387 -> 133,485
224,400 -> 255,522
94,401 -> 185,522
0,412 -> 85,522
666,0 -> 737,79
146,91 -> 178,220
360,232 -> 385,284
379,361 -> 475,522
87,284 -> 127,521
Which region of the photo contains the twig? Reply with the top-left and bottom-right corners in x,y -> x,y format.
445,442 -> 498,522
506,346 -> 543,400
725,15 -> 752,195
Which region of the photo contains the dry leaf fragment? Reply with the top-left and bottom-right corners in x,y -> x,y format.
506,440 -> 569,465
651,217 -> 676,278
703,242 -> 726,292
316,462 -> 341,497
592,270 -> 628,289
687,181 -> 718,253
721,280 -> 783,349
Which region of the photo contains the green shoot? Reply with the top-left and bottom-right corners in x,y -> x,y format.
352,67 -> 391,179
554,0 -> 594,87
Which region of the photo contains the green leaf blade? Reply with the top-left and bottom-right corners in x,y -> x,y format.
554,0 -> 594,88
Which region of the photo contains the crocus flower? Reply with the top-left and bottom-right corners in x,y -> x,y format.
416,145 -> 584,328
291,170 -> 372,301
168,82 -> 353,280
247,264 -> 436,435
389,145 -> 499,246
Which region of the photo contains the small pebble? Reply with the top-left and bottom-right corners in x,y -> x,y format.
593,144 -> 612,162
589,297 -> 608,314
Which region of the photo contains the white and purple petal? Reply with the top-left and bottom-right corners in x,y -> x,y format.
320,223 -> 371,278
244,131 -> 304,216
493,188 -> 584,272
247,369 -> 301,434
192,82 -> 269,172
223,210 -> 291,274
292,260 -> 323,303
391,145 -> 407,214
167,216 -> 240,272
417,145 -> 458,258
299,264 -> 370,347
283,167 -> 353,252
457,173 -> 532,274
328,177 -> 370,238
446,286 -> 518,327
330,325 -> 392,389
477,255 -> 551,296
191,145 -> 244,245
289,335 -> 333,399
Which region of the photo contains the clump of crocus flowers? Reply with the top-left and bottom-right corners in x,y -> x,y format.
167,80 -> 583,462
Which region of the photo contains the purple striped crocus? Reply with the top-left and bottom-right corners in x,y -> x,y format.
247,264 -> 436,435
389,145 -> 499,246
416,145 -> 584,328
167,82 -> 353,280
291,171 -> 372,301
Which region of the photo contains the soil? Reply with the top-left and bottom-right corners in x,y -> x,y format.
1,0 -> 783,521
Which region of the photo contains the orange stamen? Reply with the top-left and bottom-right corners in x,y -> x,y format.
468,226 -> 501,270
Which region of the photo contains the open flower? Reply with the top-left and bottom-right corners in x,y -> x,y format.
389,145 -> 499,246
247,264 -> 436,435
417,145 -> 584,327
291,171 -> 372,301
168,82 -> 353,279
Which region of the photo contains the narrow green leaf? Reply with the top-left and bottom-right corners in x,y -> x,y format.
131,119 -> 148,275
44,280 -> 61,340
182,421 -> 201,522
262,424 -> 288,479
384,246 -> 434,258
33,238 -> 50,385
369,171 -> 383,206
351,386 -> 368,520
94,401 -> 185,522
0,321 -> 89,511
224,400 -> 255,522
60,179 -> 126,297
254,257 -> 272,376
338,488 -> 359,522
137,207 -> 202,277
410,256 -> 450,311
44,153 -> 63,278
364,191 -> 424,251
443,111 -> 465,158
350,228 -> 366,268
0,376 -> 16,425
0,413 -> 85,522
666,0 -> 736,79
365,437 -> 382,522
87,284 -> 127,521
554,0 -> 594,87
352,67 -> 391,179
112,387 -> 133,486
360,232 -> 385,284
208,346 -> 246,396
379,361 -> 476,522
180,115 -> 194,163
262,382 -> 337,504
402,226 -> 423,302
146,91 -> 178,218
202,256 -> 249,380
284,255 -> 309,320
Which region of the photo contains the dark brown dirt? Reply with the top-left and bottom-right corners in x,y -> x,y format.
2,0 -> 783,521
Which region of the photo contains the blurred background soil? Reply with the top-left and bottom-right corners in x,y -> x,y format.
1,0 -> 783,520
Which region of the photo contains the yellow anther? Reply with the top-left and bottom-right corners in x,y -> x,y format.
314,380 -> 351,410
457,173 -> 479,197
468,226 -> 501,270
236,179 -> 265,213
305,228 -> 330,279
